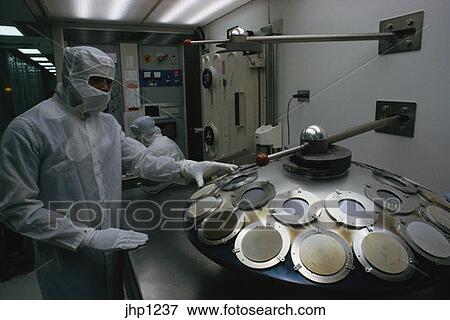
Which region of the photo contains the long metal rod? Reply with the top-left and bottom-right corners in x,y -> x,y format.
186,32 -> 398,46
327,115 -> 401,144
247,32 -> 398,43
268,143 -> 309,160
265,115 -> 402,163
189,39 -> 229,45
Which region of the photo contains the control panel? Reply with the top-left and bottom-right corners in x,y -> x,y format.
140,69 -> 183,87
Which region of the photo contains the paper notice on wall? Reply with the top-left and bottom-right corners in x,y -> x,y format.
125,70 -> 138,82
126,89 -> 141,109
125,55 -> 134,69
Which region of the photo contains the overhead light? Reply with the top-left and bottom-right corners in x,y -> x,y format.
71,0 -> 136,20
18,48 -> 42,54
187,0 -> 242,25
0,25 -> 23,36
39,62 -> 54,66
49,70 -> 56,72
107,0 -> 136,20
45,66 -> 56,70
31,57 -> 49,62
158,0 -> 202,24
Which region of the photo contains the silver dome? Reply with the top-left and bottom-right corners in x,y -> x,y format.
300,125 -> 328,144
230,27 -> 246,36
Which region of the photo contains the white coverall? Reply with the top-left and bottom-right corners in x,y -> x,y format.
0,46 -> 235,299
130,116 -> 185,161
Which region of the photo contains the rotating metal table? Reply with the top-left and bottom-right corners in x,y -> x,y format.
123,161 -> 450,299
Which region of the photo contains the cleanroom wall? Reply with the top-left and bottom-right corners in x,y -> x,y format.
204,0 -> 450,192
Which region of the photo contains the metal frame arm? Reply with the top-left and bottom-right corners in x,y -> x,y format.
185,32 -> 399,46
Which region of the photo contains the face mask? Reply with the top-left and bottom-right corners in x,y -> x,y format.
66,77 -> 111,116
142,135 -> 152,147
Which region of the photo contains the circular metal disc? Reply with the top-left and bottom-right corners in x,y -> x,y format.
202,211 -> 239,240
361,233 -> 409,274
220,171 -> 257,191
234,221 -> 291,269
283,199 -> 309,217
421,205 -> 450,233
364,183 -> 419,215
230,175 -> 251,185
299,234 -> 346,276
198,211 -> 245,246
353,228 -> 416,282
338,199 -> 369,218
232,181 -> 276,210
291,229 -> 354,283
406,222 -> 450,259
242,188 -> 266,202
186,196 -> 222,220
325,190 -> 378,228
373,172 -> 418,194
269,189 -> 323,226
241,227 -> 283,262
191,183 -> 218,200
418,188 -> 450,211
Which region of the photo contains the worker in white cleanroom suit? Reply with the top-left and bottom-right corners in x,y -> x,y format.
130,116 -> 184,161
0,46 -> 236,299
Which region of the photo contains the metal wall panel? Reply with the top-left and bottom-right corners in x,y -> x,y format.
138,45 -> 186,154
201,51 -> 262,160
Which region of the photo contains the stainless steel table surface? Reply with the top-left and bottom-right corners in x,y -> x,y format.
122,152 -> 448,299
123,183 -> 295,300
123,151 -> 270,300
123,184 -> 447,300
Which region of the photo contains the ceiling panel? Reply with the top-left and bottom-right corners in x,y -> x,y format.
64,29 -> 189,45
145,0 -> 251,26
41,0 -> 159,23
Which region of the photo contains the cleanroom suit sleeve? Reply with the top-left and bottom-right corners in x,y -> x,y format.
120,132 -> 184,182
0,119 -> 88,251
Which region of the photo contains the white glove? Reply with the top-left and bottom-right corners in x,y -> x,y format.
81,228 -> 148,251
180,160 -> 238,187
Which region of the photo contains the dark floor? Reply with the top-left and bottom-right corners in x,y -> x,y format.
0,273 -> 42,299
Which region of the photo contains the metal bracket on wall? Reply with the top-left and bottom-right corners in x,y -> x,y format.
186,12 -> 425,57
379,11 -> 424,55
375,101 -> 416,137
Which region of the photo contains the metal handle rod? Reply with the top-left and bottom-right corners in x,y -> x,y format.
188,39 -> 229,45
327,115 -> 402,144
268,143 -> 309,161
185,32 -> 399,46
247,32 -> 398,43
263,115 -> 402,163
